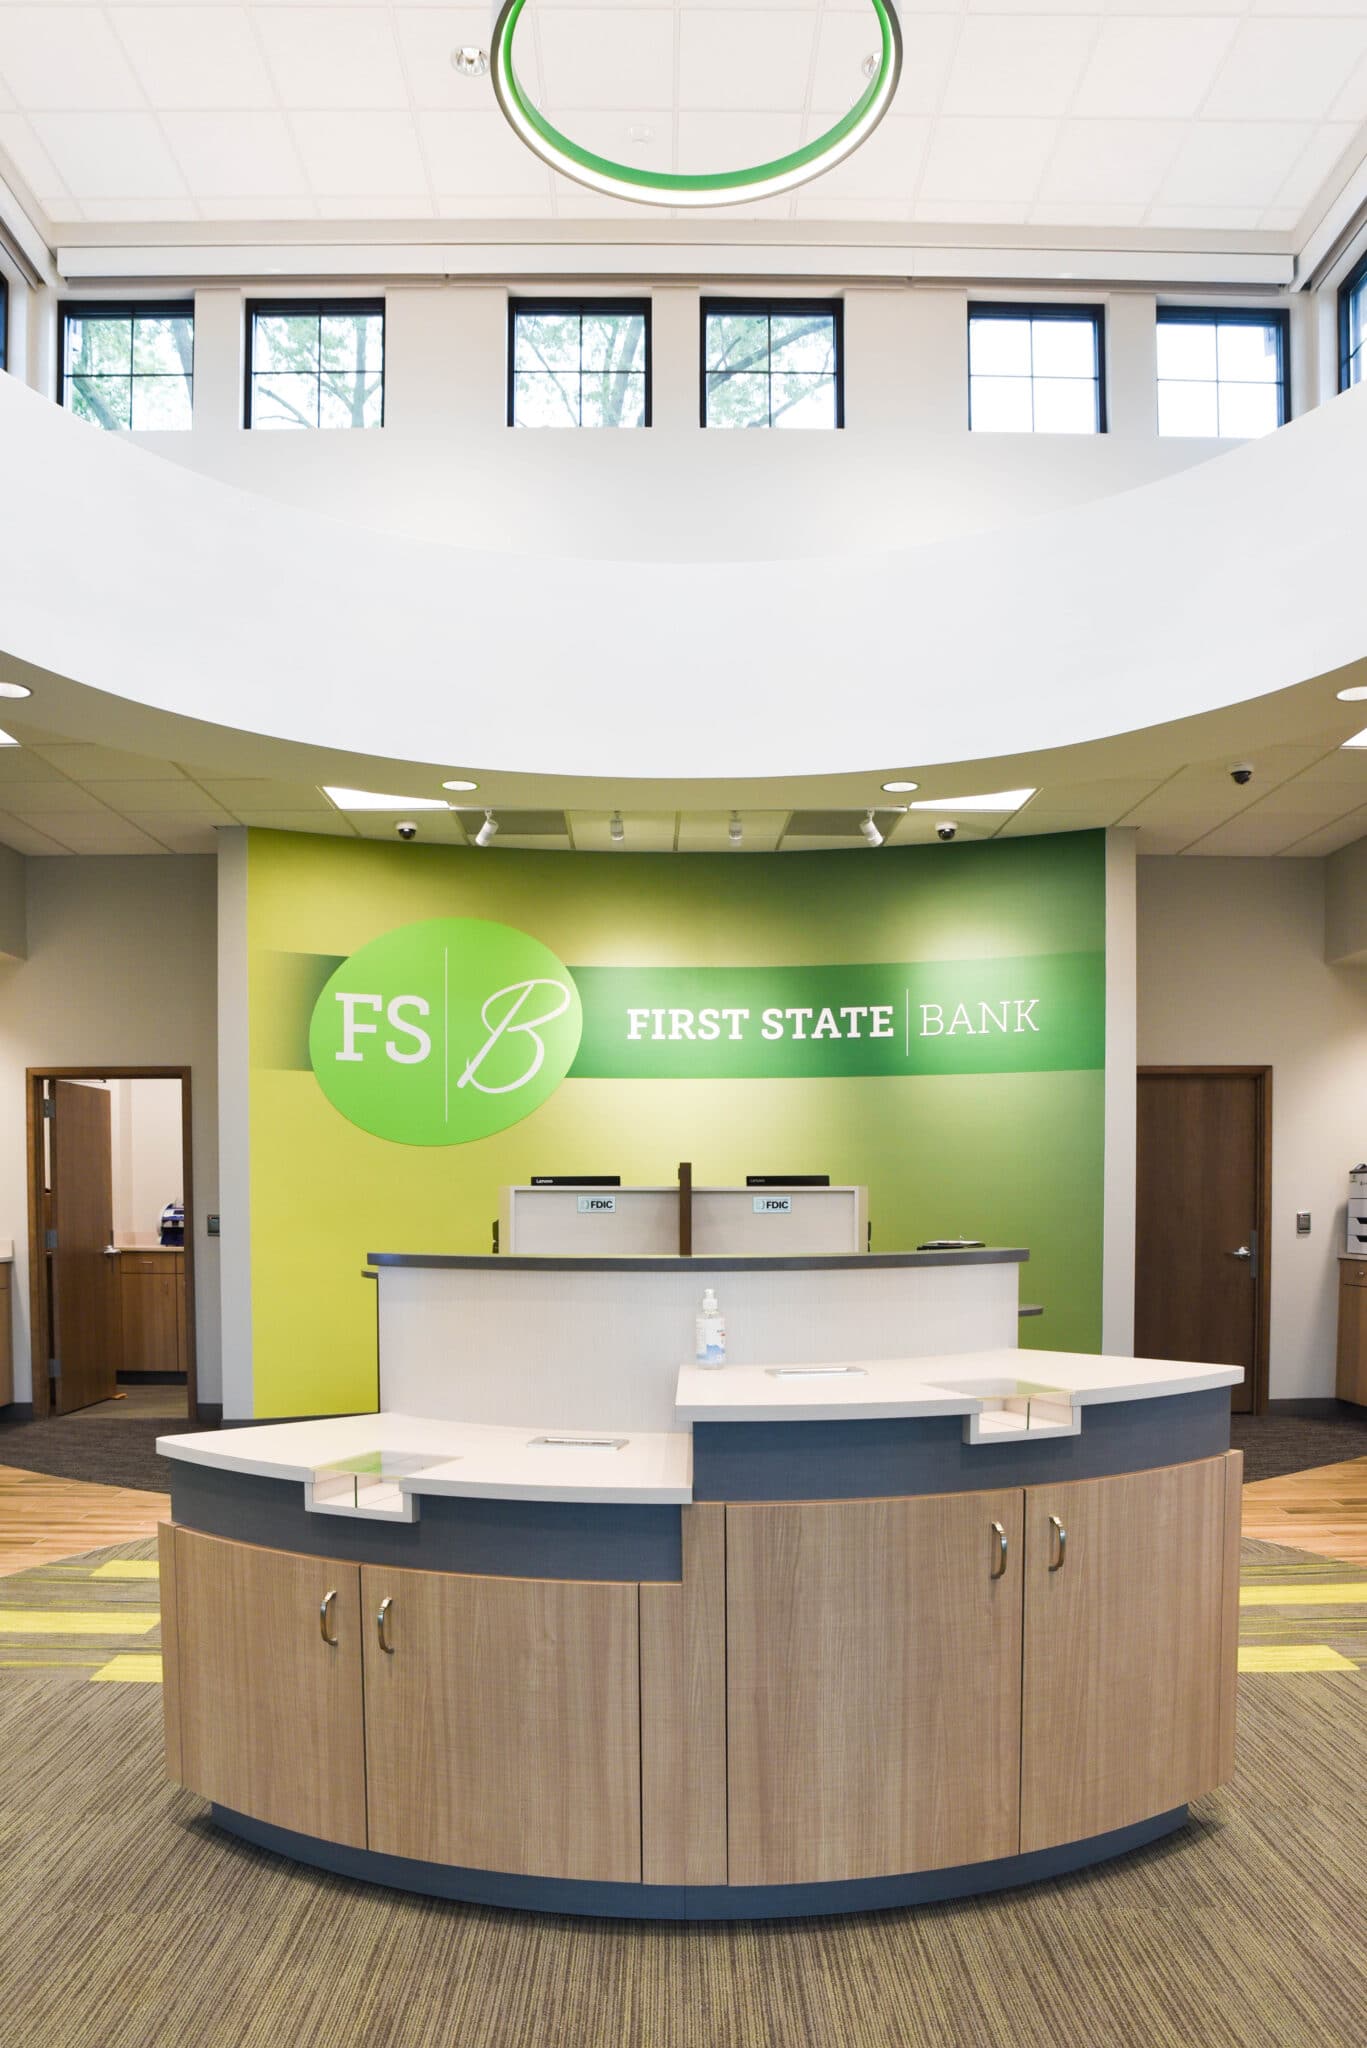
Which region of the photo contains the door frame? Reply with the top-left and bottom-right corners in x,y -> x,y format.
25,1066 -> 198,1423
1137,1064 -> 1271,1416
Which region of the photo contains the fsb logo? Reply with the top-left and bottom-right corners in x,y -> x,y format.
308,918 -> 584,1145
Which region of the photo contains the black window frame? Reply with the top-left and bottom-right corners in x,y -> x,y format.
507,297 -> 653,429
700,296 -> 845,431
1156,303 -> 1290,435
967,300 -> 1107,435
1338,250 -> 1367,392
0,271 -> 7,375
57,297 -> 196,427
245,296 -> 387,431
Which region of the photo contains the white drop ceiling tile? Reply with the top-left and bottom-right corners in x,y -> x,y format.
1202,20 -> 1367,122
0,110 -> 70,200
675,812 -> 786,853
1270,123 -> 1358,212
85,781 -> 232,816
232,810 -> 359,836
33,744 -> 189,780
78,196 -> 201,220
157,113 -> 304,198
256,7 -> 408,109
436,192 -> 558,217
677,112 -> 804,178
201,780 -> 334,810
810,13 -> 955,119
1184,815 -> 1316,857
419,110 -> 554,195
918,118 -> 1060,206
125,813 -> 226,853
31,111 -> 187,198
1157,125 -> 1313,211
395,10 -> 533,106
1037,119 -> 1185,207
1026,778 -> 1163,816
1145,204 -> 1269,230
197,195 -> 319,219
794,195 -> 915,221
1279,748 -> 1367,785
569,811 -> 676,852
1133,825 -> 1198,856
539,11 -> 676,112
1029,201 -> 1148,228
941,16 -> 1096,120
1331,51 -> 1367,123
1073,20 -> 1240,120
27,813 -> 166,854
1280,809 -> 1367,859
314,193 -> 436,218
291,112 -> 428,195
996,809 -> 1105,837
880,814 -> 997,845
0,748 -> 86,783
0,7 -> 142,109
0,75 -> 11,112
0,782 -> 115,817
913,199 -> 1032,224
112,7 -> 275,111
540,109 -> 669,174
349,810 -> 468,843
548,174 -> 662,217
803,115 -> 929,201
0,814 -> 71,857
677,12 -> 816,114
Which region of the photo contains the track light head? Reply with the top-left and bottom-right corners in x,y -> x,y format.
728,811 -> 743,848
474,809 -> 499,848
610,811 -> 625,845
860,809 -> 884,847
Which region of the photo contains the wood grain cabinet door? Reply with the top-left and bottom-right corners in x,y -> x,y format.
726,1490 -> 1026,1887
172,1529 -> 367,1849
1020,1453 -> 1241,1855
360,1565 -> 642,1884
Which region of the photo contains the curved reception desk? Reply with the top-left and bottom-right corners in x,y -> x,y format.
157,1250 -> 1243,1920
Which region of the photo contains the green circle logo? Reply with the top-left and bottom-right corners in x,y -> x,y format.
308,917 -> 583,1145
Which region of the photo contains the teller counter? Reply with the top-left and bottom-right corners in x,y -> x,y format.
156,1248 -> 1242,1920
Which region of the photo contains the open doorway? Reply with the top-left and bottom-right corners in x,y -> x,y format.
25,1067 -> 197,1423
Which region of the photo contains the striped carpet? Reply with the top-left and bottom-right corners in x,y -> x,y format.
0,1540 -> 1363,2048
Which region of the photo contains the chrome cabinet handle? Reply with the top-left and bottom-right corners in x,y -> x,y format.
376,1595 -> 395,1654
990,1520 -> 1008,1579
319,1589 -> 338,1647
1048,1515 -> 1067,1572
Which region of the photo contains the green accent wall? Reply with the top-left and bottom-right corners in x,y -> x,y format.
246,828 -> 1108,1417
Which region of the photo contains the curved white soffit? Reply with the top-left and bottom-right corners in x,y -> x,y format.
0,373 -> 1365,782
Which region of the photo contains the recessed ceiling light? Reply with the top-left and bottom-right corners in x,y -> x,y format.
881,779 -> 918,794
1336,686 -> 1367,702
906,788 -> 1036,813
1341,728 -> 1367,750
0,728 -> 18,748
441,778 -> 478,792
322,786 -> 450,811
451,46 -> 488,79
0,681 -> 32,700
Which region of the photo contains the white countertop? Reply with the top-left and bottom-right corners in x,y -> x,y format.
159,1349 -> 1240,1511
157,1410 -> 693,1506
675,1347 -> 1243,1423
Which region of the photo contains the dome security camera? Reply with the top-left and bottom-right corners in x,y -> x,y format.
936,821 -> 957,842
1230,764 -> 1254,787
396,820 -> 418,841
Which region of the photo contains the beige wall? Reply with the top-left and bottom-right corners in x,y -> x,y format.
1137,855 -> 1367,1401
0,855 -> 219,1406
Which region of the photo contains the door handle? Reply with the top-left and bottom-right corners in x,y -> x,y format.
376,1595 -> 395,1654
990,1520 -> 1008,1579
319,1589 -> 338,1647
1230,1246 -> 1251,1260
1048,1515 -> 1067,1571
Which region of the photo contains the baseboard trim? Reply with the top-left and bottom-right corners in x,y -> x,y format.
0,1402 -> 36,1423
1265,1397 -> 1367,1420
193,1404 -> 223,1427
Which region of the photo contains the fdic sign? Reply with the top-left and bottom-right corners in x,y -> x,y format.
308,918 -> 1103,1145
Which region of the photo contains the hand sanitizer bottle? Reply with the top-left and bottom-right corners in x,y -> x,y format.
695,1287 -> 726,1368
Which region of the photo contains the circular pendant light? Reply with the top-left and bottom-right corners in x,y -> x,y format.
490,0 -> 903,210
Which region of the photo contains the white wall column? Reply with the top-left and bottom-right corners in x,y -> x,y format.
1103,827 -> 1137,1355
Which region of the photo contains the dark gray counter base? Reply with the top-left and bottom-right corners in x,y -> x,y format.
209,1805 -> 1188,1921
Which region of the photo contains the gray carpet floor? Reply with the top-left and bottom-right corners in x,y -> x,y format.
0,1535 -> 1363,2047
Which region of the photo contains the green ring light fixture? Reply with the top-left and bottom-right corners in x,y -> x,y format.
490,0 -> 903,210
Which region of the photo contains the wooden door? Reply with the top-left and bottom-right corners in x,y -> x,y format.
49,1080 -> 118,1414
1020,1454 -> 1241,1854
1136,1069 -> 1268,1413
726,1489 -> 1025,1887
172,1529 -> 367,1849
361,1564 -> 641,1883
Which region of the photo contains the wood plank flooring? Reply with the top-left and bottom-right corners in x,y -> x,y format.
1241,1456 -> 1367,1567
0,1463 -> 168,1579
